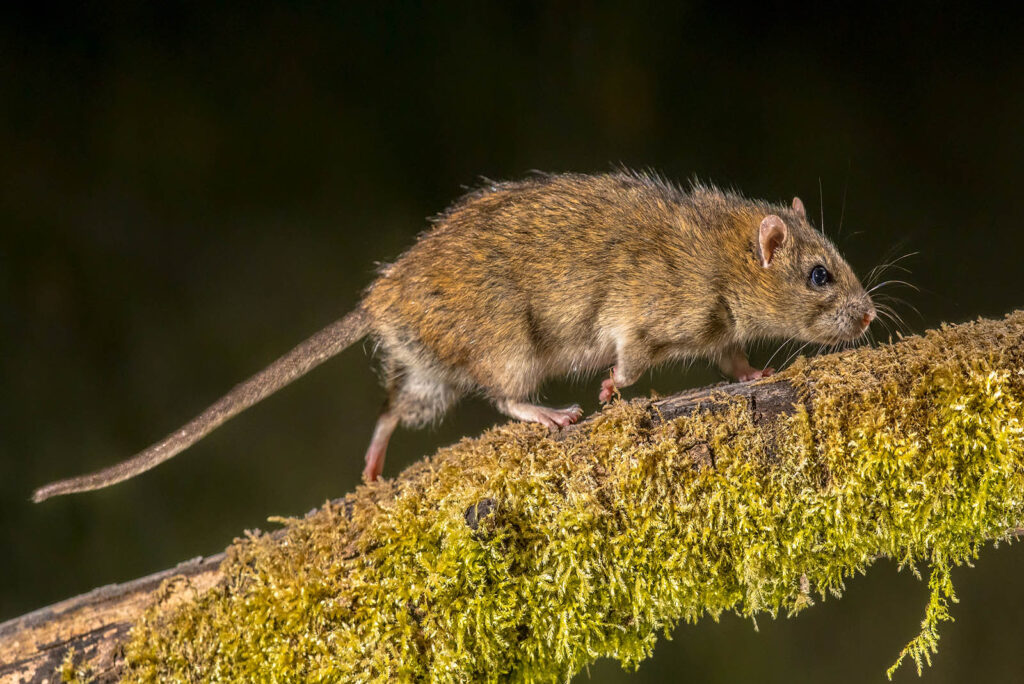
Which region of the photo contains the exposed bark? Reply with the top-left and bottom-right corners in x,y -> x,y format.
0,556 -> 222,683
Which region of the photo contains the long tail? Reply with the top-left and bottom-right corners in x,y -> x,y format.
33,307 -> 372,503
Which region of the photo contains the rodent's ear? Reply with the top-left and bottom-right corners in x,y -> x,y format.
758,215 -> 788,268
791,197 -> 806,218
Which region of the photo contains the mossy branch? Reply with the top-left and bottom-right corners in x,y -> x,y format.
3,312 -> 1024,683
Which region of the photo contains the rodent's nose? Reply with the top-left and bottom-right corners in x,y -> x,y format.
861,309 -> 876,330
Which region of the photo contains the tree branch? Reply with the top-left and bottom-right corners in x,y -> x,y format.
2,312 -> 1023,682
1,379 -> 792,683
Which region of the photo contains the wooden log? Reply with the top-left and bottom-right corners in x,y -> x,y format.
1,312 -> 1021,682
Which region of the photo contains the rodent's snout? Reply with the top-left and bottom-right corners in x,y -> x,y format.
837,300 -> 875,342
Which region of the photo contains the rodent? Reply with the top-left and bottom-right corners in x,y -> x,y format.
32,170 -> 876,502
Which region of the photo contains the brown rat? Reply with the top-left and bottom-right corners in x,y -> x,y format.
32,170 -> 875,502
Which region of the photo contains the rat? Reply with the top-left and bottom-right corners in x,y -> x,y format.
32,170 -> 876,502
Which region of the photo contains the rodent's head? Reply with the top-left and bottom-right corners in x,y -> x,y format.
742,196 -> 875,345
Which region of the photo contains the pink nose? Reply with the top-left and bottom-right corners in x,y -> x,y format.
861,309 -> 876,330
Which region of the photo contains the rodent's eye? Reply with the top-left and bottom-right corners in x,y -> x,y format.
809,265 -> 831,287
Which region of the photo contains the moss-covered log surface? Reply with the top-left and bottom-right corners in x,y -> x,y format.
3,312 -> 1024,683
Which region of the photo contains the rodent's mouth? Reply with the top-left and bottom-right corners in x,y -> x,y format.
811,315 -> 874,346
815,303 -> 876,345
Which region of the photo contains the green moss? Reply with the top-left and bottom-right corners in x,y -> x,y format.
122,313 -> 1024,682
59,647 -> 91,683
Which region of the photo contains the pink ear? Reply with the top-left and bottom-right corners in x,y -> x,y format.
759,215 -> 788,267
791,196 -> 806,218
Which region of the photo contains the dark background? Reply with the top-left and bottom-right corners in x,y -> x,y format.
3,3 -> 1023,682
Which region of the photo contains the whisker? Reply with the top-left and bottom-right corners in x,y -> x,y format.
875,306 -> 908,335
872,293 -> 924,321
865,251 -> 919,289
876,250 -> 919,269
868,279 -> 920,294
782,341 -> 813,369
874,301 -> 904,316
903,304 -> 923,323
886,250 -> 919,266
878,312 -> 897,337
866,265 -> 913,288
764,337 -> 797,371
885,313 -> 909,334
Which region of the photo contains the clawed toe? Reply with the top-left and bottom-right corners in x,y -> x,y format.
542,405 -> 582,429
499,400 -> 583,430
738,367 -> 775,382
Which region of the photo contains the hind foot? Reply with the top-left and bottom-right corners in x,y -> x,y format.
497,400 -> 583,430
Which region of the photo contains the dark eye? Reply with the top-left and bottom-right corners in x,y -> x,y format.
809,265 -> 831,287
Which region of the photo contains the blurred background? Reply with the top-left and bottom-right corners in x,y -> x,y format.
2,2 -> 1023,681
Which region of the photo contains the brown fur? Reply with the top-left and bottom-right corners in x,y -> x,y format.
33,171 -> 874,500
364,171 -> 870,417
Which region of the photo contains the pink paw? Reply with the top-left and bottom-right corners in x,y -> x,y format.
738,367 -> 775,382
541,405 -> 583,429
599,377 -> 618,403
559,405 -> 583,427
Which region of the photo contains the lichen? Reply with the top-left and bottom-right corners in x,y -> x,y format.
121,313 -> 1024,682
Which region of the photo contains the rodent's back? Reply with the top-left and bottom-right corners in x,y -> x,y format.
363,172 -> 737,392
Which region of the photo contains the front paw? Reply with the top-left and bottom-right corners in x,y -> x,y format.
599,377 -> 618,403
